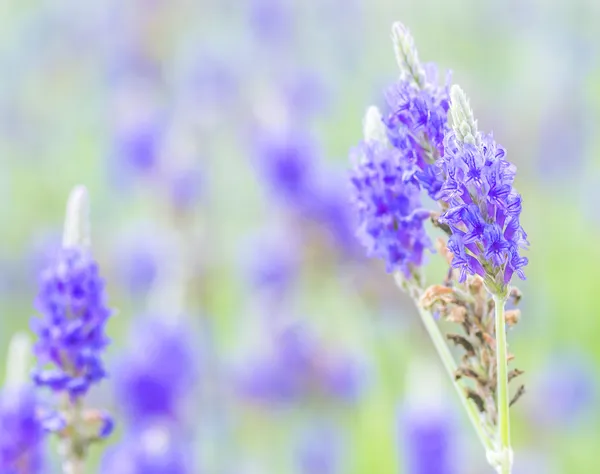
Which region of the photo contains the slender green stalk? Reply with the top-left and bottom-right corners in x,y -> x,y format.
394,275 -> 494,454
493,294 -> 512,474
415,303 -> 494,454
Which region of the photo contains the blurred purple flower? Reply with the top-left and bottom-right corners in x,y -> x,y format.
101,425 -> 191,474
527,351 -> 597,428
400,411 -> 455,474
253,128 -> 319,208
114,120 -> 163,176
236,323 -> 363,404
32,247 -> 112,402
0,387 -> 44,473
296,424 -> 341,474
281,72 -> 330,122
167,166 -> 204,211
114,316 -> 200,427
114,225 -> 172,297
249,0 -> 292,45
243,230 -> 299,300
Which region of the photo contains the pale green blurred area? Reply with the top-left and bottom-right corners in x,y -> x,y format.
0,0 -> 598,473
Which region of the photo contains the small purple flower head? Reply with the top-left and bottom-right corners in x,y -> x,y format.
296,424 -> 341,474
101,425 -> 192,474
31,186 -> 114,445
243,229 -> 300,303
253,127 -> 319,209
526,351 -> 597,429
235,322 -> 363,405
439,85 -> 528,289
0,333 -> 45,473
0,387 -> 44,473
350,107 -> 431,276
399,359 -> 457,474
114,316 -> 200,427
249,0 -> 292,46
32,246 -> 112,399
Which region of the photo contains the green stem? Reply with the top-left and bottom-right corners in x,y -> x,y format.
414,303 -> 494,454
493,294 -> 512,474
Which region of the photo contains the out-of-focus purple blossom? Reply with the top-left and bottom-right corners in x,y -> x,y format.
296,424 -> 341,474
235,323 -> 363,404
537,96 -> 589,182
107,51 -> 165,183
101,425 -> 192,474
114,316 -> 200,427
399,360 -> 457,474
175,51 -> 239,122
249,0 -> 292,45
281,72 -> 330,122
32,247 -> 112,401
167,166 -> 204,211
243,230 -> 300,301
114,120 -> 163,176
527,351 -> 597,428
253,128 -> 319,208
401,410 -> 455,474
350,136 -> 431,276
0,387 -> 44,473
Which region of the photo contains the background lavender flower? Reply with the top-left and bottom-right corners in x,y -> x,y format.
101,425 -> 191,474
253,127 -> 320,210
32,246 -> 112,401
439,86 -> 528,287
0,387 -> 44,473
235,322 -> 363,405
114,316 -> 200,427
296,424 -> 342,474
399,360 -> 457,474
526,351 -> 597,429
0,334 -> 44,473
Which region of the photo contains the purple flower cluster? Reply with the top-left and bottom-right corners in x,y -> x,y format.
114,317 -> 200,427
254,127 -> 358,257
32,247 -> 112,405
439,132 -> 528,286
400,409 -> 455,474
382,65 -> 451,200
101,426 -> 191,474
0,387 -> 44,473
350,140 -> 431,276
236,323 -> 362,404
349,25 -> 451,276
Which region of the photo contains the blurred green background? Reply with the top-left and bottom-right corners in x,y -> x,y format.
0,0 -> 598,473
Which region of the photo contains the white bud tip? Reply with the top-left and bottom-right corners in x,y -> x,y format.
5,332 -> 32,388
63,185 -> 90,248
362,106 -> 388,144
450,84 -> 479,144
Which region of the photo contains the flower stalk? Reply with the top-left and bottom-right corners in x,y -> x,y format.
396,274 -> 495,455
493,294 -> 512,474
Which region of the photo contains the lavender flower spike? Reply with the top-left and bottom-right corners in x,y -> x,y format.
441,85 -> 528,292
32,185 -> 114,474
444,85 -> 526,473
350,105 -> 431,276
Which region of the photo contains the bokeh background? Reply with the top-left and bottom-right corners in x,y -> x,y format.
0,0 -> 599,473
